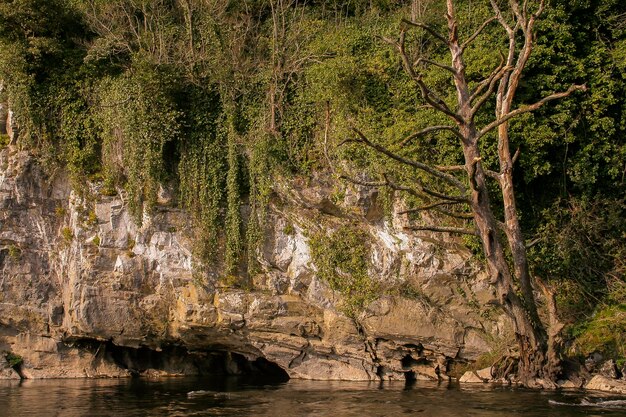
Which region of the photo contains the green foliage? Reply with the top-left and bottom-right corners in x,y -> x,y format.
7,244 -> 21,260
310,224 -> 378,317
569,304 -> 626,361
224,122 -> 242,276
528,197 -> 626,318
54,205 -> 67,218
61,227 -> 73,243
246,133 -> 273,275
177,86 -> 225,263
282,222 -> 295,236
96,67 -> 182,220
0,133 -> 9,149
5,352 -> 23,368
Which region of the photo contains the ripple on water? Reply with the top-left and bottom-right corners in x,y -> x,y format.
1,378 -> 626,417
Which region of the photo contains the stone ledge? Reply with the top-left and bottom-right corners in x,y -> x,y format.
585,375 -> 626,394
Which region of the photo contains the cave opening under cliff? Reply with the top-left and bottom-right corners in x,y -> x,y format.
67,338 -> 289,382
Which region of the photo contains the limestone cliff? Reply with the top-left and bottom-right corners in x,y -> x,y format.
0,146 -> 512,381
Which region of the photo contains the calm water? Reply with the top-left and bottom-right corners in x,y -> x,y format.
1,377 -> 625,417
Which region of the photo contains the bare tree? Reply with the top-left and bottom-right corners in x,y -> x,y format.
344,0 -> 586,387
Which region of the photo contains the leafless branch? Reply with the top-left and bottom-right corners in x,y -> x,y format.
436,208 -> 474,219
485,169 -> 502,181
525,237 -> 542,249
532,0 -> 546,19
490,0 -> 514,35
340,171 -> 468,207
401,18 -> 448,45
339,175 -> 386,188
470,64 -> 514,116
399,203 -> 472,219
390,30 -> 464,124
478,84 -> 587,139
400,125 -> 462,147
435,165 -> 465,172
397,200 -> 464,214
461,16 -> 497,51
415,58 -> 457,75
405,225 -> 478,236
418,184 -> 468,202
511,148 -> 520,165
381,173 -> 468,203
351,127 -> 468,193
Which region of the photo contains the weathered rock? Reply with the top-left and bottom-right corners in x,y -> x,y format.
584,352 -> 603,373
459,366 -> 493,383
557,379 -> 580,389
476,366 -> 493,380
0,148 -> 513,380
598,359 -> 619,379
0,361 -> 19,380
459,371 -> 486,383
585,375 -> 626,394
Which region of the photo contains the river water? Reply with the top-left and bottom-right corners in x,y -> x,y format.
1,377 -> 625,416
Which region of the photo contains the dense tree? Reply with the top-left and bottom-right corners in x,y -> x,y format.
341,0 -> 586,386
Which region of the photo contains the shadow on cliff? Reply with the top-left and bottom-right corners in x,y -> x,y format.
67,338 -> 290,383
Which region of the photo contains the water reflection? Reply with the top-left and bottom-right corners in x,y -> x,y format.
1,377 -> 625,416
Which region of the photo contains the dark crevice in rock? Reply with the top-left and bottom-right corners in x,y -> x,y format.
404,370 -> 416,382
0,248 -> 7,268
401,354 -> 423,370
226,354 -> 290,382
403,343 -> 423,354
288,348 -> 308,369
64,338 -> 289,381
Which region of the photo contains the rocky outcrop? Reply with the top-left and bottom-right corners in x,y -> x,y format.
585,375 -> 626,394
0,147 -> 513,380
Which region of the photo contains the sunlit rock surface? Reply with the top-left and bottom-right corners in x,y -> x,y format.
0,147 -> 512,380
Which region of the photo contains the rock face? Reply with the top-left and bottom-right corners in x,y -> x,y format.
585,375 -> 626,394
0,147 -> 512,380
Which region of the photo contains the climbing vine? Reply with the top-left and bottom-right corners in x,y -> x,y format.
309,224 -> 378,317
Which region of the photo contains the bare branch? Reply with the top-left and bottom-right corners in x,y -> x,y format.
471,64 -> 514,116
405,225 -> 478,236
352,127 -> 468,193
532,0 -> 546,19
435,164 -> 465,172
380,173 -> 468,203
397,200 -> 464,214
393,31 -> 462,123
485,169 -> 502,181
478,84 -> 587,140
340,173 -> 466,206
512,148 -> 520,165
435,208 -> 474,219
461,16 -> 497,51
490,0 -> 514,35
525,237 -> 542,249
416,182 -> 468,203
400,125 -> 463,147
401,18 -> 448,45
509,0 -> 525,29
470,51 -> 505,100
415,58 -> 457,75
